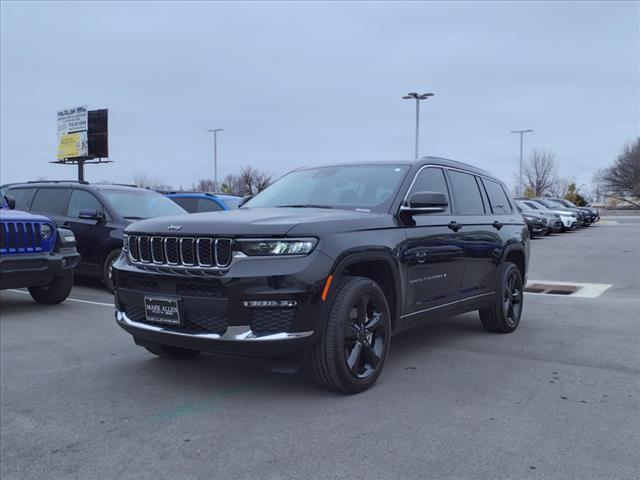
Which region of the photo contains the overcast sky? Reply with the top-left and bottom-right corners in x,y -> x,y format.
1,1 -> 638,192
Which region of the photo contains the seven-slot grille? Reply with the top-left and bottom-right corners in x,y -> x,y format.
0,222 -> 46,253
127,235 -> 233,268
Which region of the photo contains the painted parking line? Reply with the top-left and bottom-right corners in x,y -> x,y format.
524,280 -> 612,298
6,289 -> 114,307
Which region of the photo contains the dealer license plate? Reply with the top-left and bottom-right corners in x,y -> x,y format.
144,296 -> 181,325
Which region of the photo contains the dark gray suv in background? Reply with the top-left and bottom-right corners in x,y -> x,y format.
113,157 -> 530,393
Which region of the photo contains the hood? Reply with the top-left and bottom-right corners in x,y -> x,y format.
521,211 -> 545,220
0,209 -> 54,223
125,207 -> 395,237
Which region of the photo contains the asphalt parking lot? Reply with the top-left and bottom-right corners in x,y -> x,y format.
1,218 -> 639,480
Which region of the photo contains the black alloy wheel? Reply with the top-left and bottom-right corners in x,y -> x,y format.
344,293 -> 388,379
479,262 -> 523,333
309,276 -> 391,393
502,267 -> 523,328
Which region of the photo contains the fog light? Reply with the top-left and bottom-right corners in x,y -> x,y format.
61,259 -> 68,267
242,300 -> 298,308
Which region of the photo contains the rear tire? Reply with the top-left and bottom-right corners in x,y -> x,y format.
28,271 -> 73,304
479,262 -> 523,333
144,343 -> 201,359
308,276 -> 391,394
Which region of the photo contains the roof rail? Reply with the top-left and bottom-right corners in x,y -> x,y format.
99,183 -> 139,188
25,179 -> 90,185
158,190 -> 219,197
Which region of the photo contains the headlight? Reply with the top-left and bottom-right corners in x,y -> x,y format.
238,238 -> 317,256
40,224 -> 53,240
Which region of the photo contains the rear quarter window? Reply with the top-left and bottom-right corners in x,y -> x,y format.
481,178 -> 513,214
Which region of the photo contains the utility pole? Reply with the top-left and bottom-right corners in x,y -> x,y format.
510,129 -> 533,196
402,92 -> 434,160
206,128 -> 223,191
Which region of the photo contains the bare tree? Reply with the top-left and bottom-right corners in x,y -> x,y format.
548,175 -> 572,198
522,150 -> 558,197
597,137 -> 640,206
132,172 -> 170,190
590,170 -> 607,204
192,179 -> 215,192
235,165 -> 273,196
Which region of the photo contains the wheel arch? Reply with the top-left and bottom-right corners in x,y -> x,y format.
328,251 -> 403,328
502,244 -> 526,283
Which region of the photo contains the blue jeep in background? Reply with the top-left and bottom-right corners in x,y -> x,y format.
0,194 -> 80,304
163,192 -> 242,213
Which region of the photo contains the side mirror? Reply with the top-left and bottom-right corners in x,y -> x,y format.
78,209 -> 102,221
239,195 -> 253,207
400,191 -> 448,215
4,195 -> 16,210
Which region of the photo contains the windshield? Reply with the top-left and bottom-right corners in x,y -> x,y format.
244,164 -> 410,212
534,199 -> 559,209
101,189 -> 186,219
553,198 -> 575,208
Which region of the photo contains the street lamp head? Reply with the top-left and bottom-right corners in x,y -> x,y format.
207,128 -> 224,133
403,92 -> 434,100
511,129 -> 533,134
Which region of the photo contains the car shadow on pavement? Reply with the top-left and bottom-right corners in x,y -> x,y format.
114,312 -> 488,400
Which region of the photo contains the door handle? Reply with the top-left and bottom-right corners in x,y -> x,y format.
448,221 -> 463,232
492,221 -> 503,230
416,251 -> 428,263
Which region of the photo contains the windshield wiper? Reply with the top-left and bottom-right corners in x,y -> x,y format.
276,204 -> 333,209
123,216 -> 145,220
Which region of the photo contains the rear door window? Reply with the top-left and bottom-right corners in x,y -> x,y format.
6,188 -> 36,210
30,188 -> 69,215
481,178 -> 512,214
447,170 -> 485,214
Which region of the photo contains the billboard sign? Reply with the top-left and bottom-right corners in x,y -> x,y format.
57,106 -> 88,160
57,106 -> 88,135
57,131 -> 88,160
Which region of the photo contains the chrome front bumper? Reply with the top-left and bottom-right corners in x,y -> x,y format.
115,310 -> 314,342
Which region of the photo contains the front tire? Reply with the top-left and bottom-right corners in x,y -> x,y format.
28,271 -> 73,304
479,262 -> 523,333
102,249 -> 121,294
308,276 -> 391,394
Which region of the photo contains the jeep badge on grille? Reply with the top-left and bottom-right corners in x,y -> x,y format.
167,225 -> 182,231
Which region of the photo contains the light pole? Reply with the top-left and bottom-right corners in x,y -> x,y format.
206,128 -> 223,191
403,92 -> 434,160
510,129 -> 533,196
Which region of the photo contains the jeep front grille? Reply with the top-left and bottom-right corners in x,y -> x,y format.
126,235 -> 233,268
0,221 -> 47,253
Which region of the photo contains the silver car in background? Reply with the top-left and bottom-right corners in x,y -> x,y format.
517,199 -> 578,232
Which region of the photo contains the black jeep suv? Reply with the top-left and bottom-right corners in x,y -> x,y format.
113,158 -> 529,393
1,181 -> 186,292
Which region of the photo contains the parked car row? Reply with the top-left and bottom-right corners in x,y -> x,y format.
515,197 -> 599,238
